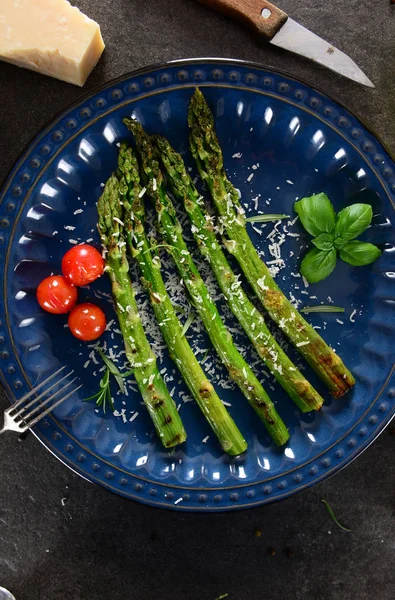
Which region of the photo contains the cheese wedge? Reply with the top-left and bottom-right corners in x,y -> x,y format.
0,0 -> 105,86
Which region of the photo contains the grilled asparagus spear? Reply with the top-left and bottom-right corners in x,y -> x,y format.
97,175 -> 186,448
188,88 -> 355,398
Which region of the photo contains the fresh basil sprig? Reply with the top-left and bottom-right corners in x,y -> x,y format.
294,193 -> 381,283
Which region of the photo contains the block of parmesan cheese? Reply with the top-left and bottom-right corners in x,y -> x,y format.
0,0 -> 105,86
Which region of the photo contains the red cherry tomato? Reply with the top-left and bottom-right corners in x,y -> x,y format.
68,303 -> 106,341
37,275 -> 78,314
62,244 -> 104,287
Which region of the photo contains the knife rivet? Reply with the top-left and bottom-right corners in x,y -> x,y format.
261,8 -> 271,19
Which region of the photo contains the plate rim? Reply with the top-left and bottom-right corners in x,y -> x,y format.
2,56 -> 395,194
0,57 -> 394,511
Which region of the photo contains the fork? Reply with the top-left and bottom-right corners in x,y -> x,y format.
0,366 -> 82,435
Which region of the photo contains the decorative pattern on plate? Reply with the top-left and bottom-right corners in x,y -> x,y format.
0,59 -> 394,510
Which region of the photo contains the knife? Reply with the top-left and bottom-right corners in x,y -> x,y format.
197,0 -> 374,87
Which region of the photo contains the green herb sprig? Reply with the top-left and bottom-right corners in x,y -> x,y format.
300,305 -> 345,314
246,213 -> 289,223
294,193 -> 381,283
83,348 -> 133,413
322,499 -> 351,532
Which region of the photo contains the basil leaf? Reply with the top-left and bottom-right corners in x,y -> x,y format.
339,241 -> 381,266
294,193 -> 336,237
300,248 -> 337,283
312,233 -> 335,251
334,236 -> 347,250
335,203 -> 372,241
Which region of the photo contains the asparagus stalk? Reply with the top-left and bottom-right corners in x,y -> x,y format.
97,175 -> 186,448
124,119 -> 290,446
117,144 -> 247,456
155,135 -> 324,413
188,88 -> 355,398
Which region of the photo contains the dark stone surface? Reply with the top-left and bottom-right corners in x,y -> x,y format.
0,1 -> 394,599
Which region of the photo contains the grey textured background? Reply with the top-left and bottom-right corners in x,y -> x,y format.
0,1 -> 394,599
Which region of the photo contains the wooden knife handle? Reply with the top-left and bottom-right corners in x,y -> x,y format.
197,0 -> 288,40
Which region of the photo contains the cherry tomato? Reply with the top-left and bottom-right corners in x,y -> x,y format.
37,275 -> 78,314
68,303 -> 106,341
62,244 -> 104,287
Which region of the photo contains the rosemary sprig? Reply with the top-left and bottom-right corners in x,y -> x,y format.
322,499 -> 351,532
83,348 -> 133,414
301,305 -> 345,314
246,213 -> 290,223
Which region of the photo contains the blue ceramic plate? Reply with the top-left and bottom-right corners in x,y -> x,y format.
0,59 -> 394,511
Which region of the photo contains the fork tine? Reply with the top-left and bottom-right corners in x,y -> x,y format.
20,377 -> 78,422
11,370 -> 74,418
8,366 -> 67,412
26,384 -> 83,429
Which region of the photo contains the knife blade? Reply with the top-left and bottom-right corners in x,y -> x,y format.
197,0 -> 374,88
